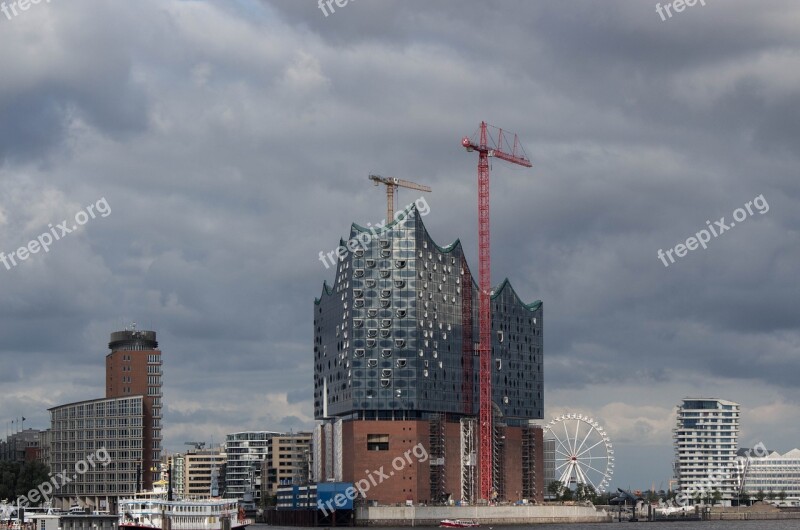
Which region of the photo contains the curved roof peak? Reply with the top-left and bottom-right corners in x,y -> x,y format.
492,278 -> 542,311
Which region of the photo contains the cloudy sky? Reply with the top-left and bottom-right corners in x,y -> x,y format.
1,0 -> 799,490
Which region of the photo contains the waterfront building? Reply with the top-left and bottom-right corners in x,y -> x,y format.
673,398 -> 740,505
48,395 -> 144,511
105,326 -> 163,490
224,431 -> 280,501
738,448 -> 800,501
168,453 -> 186,497
261,432 -> 312,497
45,325 -> 163,511
313,204 -> 544,504
183,448 -> 226,497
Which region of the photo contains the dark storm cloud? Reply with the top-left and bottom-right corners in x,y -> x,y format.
1,0 -> 798,488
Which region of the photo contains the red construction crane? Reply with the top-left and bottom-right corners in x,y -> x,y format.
462,121 -> 532,501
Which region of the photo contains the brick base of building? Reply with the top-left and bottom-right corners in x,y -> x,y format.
316,417 -> 543,506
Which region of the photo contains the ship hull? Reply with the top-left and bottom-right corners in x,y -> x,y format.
120,521 -> 252,530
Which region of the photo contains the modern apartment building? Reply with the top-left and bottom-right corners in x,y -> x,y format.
261,432 -> 312,497
225,431 -> 280,501
673,398 -> 740,505
738,447 -> 800,501
313,204 -> 545,504
48,395 -> 144,511
183,448 -> 226,497
168,453 -> 186,496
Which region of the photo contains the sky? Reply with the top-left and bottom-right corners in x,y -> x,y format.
1,0 -> 799,491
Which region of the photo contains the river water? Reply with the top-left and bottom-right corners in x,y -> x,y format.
254,521 -> 796,529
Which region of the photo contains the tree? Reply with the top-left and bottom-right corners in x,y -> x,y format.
738,491 -> 751,507
17,461 -> 51,504
766,490 -> 776,500
547,481 -> 563,500
593,491 -> 614,505
779,490 -> 787,501
755,489 -> 766,502
561,487 -> 574,501
582,484 -> 598,504
0,462 -> 18,500
703,490 -> 713,506
711,490 -> 723,506
0,461 -> 51,505
574,483 -> 582,501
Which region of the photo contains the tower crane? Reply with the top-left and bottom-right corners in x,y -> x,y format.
462,121 -> 532,502
184,441 -> 206,450
368,174 -> 431,221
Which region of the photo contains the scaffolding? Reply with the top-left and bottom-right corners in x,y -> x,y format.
429,413 -> 447,503
460,417 -> 477,503
333,418 -> 343,481
521,425 -> 537,501
493,419 -> 506,501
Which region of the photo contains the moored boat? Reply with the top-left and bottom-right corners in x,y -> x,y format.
119,498 -> 252,530
439,519 -> 479,528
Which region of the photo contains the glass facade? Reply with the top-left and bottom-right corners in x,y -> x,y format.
314,206 -> 543,423
48,396 -> 144,502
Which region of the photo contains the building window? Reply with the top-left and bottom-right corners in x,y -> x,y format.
367,434 -> 389,451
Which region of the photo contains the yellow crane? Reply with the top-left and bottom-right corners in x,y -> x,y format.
369,174 -> 431,221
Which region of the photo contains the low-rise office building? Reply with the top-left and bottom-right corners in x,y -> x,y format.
739,448 -> 800,501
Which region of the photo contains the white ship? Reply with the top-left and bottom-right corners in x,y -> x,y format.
0,501 -> 22,530
118,498 -> 252,530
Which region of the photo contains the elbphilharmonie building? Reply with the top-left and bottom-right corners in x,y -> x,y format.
313,204 -> 545,504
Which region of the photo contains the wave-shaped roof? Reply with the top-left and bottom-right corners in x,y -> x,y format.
315,204 -> 541,310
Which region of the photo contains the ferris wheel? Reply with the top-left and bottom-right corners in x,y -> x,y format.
543,413 -> 614,493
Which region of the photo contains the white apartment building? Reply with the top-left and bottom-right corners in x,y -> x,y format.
224,431 -> 280,501
673,398 -> 740,506
739,448 -> 800,501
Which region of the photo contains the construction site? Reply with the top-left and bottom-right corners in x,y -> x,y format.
313,123 -> 549,508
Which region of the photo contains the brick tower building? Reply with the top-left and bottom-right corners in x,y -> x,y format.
106,325 -> 163,491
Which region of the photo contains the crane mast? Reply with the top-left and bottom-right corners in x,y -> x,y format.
462,121 -> 531,502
